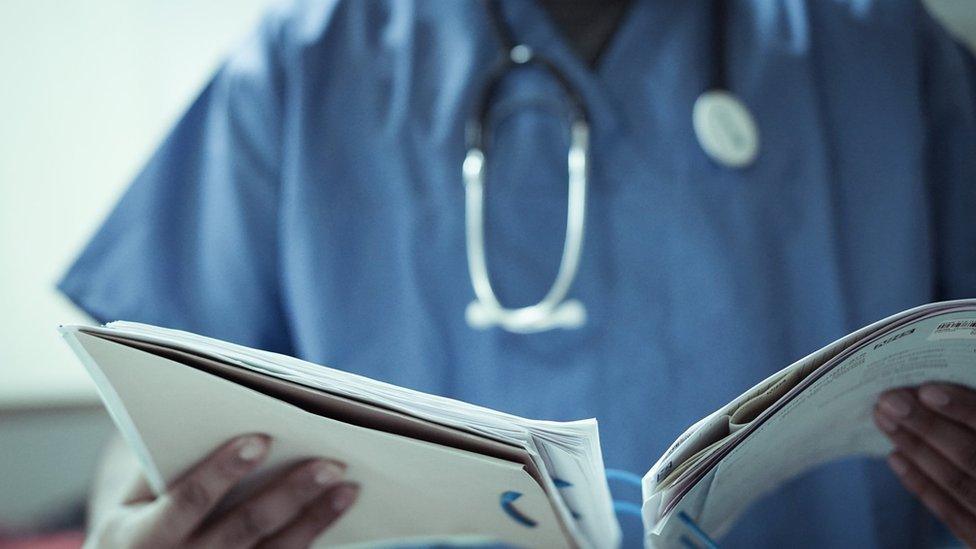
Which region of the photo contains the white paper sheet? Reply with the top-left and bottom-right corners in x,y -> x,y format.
644,302 -> 976,547
67,331 -> 571,548
63,321 -> 619,548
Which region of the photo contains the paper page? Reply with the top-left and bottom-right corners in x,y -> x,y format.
71,322 -> 615,548
645,308 -> 976,545
644,301 -> 964,503
67,331 -> 573,548
91,332 -> 543,482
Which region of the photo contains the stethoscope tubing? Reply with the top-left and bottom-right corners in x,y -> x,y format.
462,0 -> 749,333
463,0 -> 593,333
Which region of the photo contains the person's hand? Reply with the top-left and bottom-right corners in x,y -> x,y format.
86,434 -> 359,549
875,384 -> 976,544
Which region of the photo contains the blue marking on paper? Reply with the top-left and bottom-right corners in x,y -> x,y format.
500,491 -> 537,528
550,477 -> 581,520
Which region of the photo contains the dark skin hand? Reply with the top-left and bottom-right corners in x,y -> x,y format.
875,384 -> 976,546
86,434 -> 359,549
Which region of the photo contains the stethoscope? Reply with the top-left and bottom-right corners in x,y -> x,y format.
463,0 -> 760,334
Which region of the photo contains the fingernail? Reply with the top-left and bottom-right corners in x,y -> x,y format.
875,411 -> 898,433
879,392 -> 913,418
332,483 -> 359,512
919,386 -> 951,408
888,454 -> 909,476
236,435 -> 269,462
312,461 -> 344,486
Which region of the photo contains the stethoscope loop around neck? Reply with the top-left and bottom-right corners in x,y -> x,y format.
462,1 -> 592,334
465,39 -> 589,152
463,12 -> 591,333
462,121 -> 589,333
462,0 -> 759,334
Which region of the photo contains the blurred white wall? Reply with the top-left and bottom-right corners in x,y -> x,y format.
929,0 -> 976,51
0,0 -> 272,409
0,0 -> 274,533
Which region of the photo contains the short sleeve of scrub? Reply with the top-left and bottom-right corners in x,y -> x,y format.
58,8 -> 294,353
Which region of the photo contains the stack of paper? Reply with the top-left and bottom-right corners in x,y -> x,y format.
61,323 -> 620,548
63,299 -> 976,548
642,299 -> 976,547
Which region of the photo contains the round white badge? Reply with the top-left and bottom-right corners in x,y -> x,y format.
692,90 -> 760,168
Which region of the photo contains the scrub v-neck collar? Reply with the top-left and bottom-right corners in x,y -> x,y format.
489,0 -> 654,134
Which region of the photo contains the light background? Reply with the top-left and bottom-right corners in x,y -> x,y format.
0,1 -> 974,407
0,0 -> 974,536
0,0 -> 271,409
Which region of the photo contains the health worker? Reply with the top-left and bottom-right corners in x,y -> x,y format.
60,1 -> 976,547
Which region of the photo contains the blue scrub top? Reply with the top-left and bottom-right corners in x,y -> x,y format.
60,1 -> 976,547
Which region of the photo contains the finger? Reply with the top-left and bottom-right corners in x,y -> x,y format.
192,459 -> 345,548
877,389 -> 976,474
257,483 -> 359,549
876,413 -> 976,515
919,383 -> 976,430
147,434 -> 271,544
888,451 -> 976,546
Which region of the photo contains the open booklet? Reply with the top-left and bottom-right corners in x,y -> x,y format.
60,299 -> 976,547
60,323 -> 619,548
